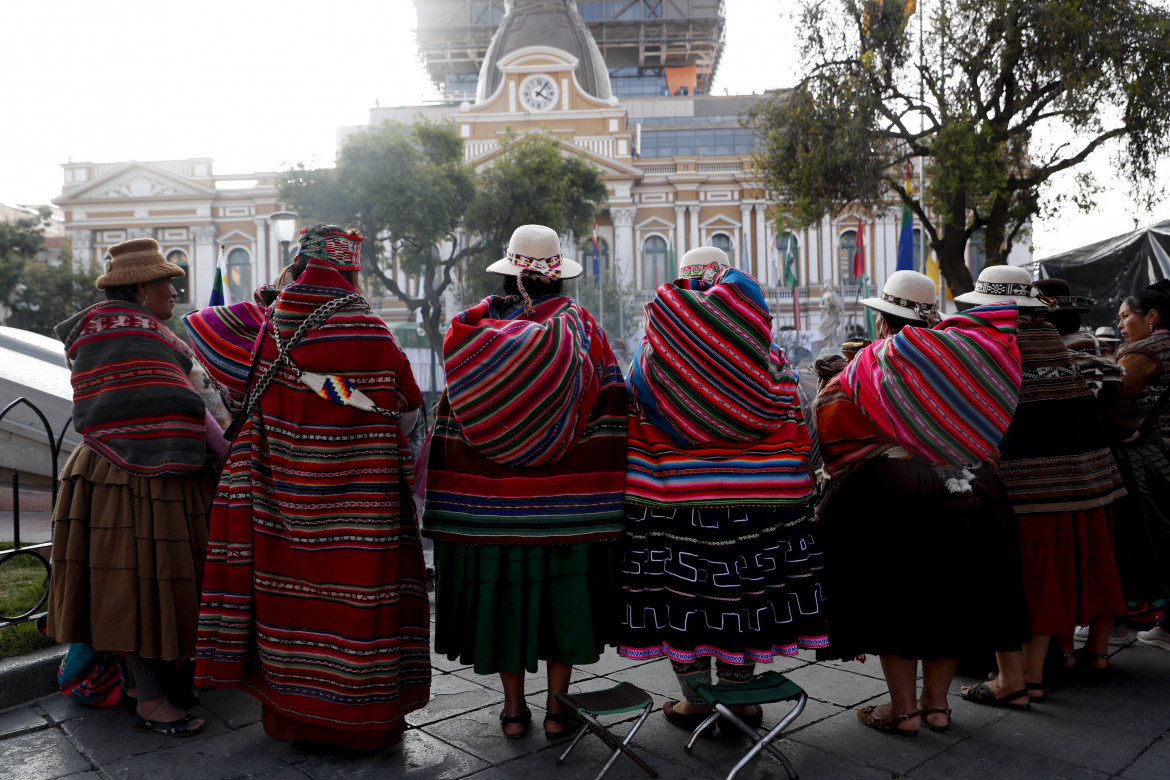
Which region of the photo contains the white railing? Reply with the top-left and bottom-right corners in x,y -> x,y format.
635,163 -> 677,175
573,136 -> 617,157
695,161 -> 743,173
463,139 -> 500,161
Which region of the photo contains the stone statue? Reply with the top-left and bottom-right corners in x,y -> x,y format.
818,290 -> 845,359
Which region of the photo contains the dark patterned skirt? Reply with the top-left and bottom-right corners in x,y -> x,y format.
617,503 -> 828,664
1111,441 -> 1170,606
817,456 -> 1030,662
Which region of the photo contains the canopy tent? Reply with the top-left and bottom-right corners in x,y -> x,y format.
1037,220 -> 1170,330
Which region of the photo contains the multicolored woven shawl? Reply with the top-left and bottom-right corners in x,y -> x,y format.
444,294 -> 599,467
182,301 -> 266,407
997,319 -> 1125,512
626,268 -> 812,507
839,302 -> 1022,466
196,258 -> 431,736
55,301 -> 207,476
424,294 -> 627,545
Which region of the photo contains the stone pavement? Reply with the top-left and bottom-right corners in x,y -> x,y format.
2,610 -> 1169,780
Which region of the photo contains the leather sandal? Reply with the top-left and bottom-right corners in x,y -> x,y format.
543,710 -> 581,740
663,700 -> 717,734
499,707 -> 531,740
959,681 -> 1031,710
857,705 -> 919,736
1025,681 -> 1047,702
917,707 -> 952,732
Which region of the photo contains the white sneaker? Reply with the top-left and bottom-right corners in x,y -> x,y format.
1074,624 -> 1133,646
1136,625 -> 1170,651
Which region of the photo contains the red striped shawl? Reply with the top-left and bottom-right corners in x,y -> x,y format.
196,259 -> 430,735
55,301 -> 207,476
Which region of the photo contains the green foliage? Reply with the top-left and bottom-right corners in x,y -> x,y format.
1,214 -> 99,336
566,269 -> 641,343
746,0 -> 1170,294
0,544 -> 55,660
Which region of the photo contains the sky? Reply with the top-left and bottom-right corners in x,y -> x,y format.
1,0 -> 1164,258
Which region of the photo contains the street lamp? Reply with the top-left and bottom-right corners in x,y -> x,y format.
269,211 -> 299,270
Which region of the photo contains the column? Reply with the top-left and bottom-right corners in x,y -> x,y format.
740,204 -> 752,272
66,230 -> 93,273
755,205 -> 768,283
688,206 -> 700,252
192,225 -> 218,307
254,218 -> 270,282
611,206 -> 636,287
673,206 -> 686,258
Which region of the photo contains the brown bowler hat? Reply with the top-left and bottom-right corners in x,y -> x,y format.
1031,278 -> 1094,314
95,238 -> 185,289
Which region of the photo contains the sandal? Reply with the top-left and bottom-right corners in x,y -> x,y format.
959,681 -> 1031,711
1077,651 -> 1111,685
131,713 -> 204,737
543,710 -> 581,740
1025,681 -> 1047,702
663,700 -> 718,736
856,706 -> 919,736
499,707 -> 531,740
917,707 -> 952,732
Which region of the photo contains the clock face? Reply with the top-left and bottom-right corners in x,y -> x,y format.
519,74 -> 559,112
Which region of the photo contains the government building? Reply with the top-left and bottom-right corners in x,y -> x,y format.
54,0 -> 1029,357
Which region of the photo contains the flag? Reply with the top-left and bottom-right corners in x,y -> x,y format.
783,235 -> 800,332
209,244 -> 232,307
591,217 -> 600,285
852,218 -> 866,281
896,163 -> 915,271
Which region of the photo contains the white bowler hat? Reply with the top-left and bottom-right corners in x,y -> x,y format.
860,270 -> 938,322
677,246 -> 729,281
953,265 -> 1051,309
486,224 -> 583,280
1095,326 -> 1121,343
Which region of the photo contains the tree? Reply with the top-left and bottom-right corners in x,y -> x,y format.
7,258 -> 101,337
281,123 -> 610,353
746,0 -> 1170,295
280,120 -> 476,355
460,131 -> 610,305
0,210 -> 51,313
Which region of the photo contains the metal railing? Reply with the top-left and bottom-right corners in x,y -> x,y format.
0,398 -> 68,630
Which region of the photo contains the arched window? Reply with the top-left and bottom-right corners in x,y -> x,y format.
227,247 -> 251,303
710,233 -> 732,262
839,230 -> 858,285
166,250 -> 189,303
969,228 -> 987,278
778,232 -> 799,286
642,235 -> 669,288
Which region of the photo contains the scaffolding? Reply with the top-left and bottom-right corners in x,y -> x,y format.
413,0 -> 725,98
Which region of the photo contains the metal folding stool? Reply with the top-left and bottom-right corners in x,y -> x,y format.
684,671 -> 808,780
553,682 -> 658,780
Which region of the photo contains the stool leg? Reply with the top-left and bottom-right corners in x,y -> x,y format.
684,713 -> 720,752
717,697 -> 806,780
592,706 -> 657,780
555,718 -> 589,765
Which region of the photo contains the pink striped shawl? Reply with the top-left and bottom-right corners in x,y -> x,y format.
443,294 -> 601,468
840,302 -> 1022,466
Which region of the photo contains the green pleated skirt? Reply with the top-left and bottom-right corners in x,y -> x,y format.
433,540 -> 620,675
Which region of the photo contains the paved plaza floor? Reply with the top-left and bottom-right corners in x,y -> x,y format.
2,597 -> 1169,780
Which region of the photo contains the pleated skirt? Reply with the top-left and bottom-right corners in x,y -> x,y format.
1111,441 -> 1170,606
46,444 -> 216,660
433,541 -> 620,675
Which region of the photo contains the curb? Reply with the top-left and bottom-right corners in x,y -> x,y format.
0,644 -> 65,711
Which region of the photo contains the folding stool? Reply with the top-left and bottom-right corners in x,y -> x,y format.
553,682 -> 658,780
684,671 -> 808,780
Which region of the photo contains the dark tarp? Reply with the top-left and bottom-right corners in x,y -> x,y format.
1037,220 -> 1170,330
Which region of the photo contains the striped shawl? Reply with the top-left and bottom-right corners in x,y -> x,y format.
55,301 -> 206,476
626,268 -> 812,507
997,319 -> 1126,513
840,302 -> 1022,467
182,301 -> 266,407
196,258 -> 431,734
423,294 -> 627,545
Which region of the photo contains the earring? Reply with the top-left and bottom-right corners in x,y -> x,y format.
142,295 -> 149,308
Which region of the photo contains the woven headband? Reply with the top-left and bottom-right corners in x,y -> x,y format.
880,290 -> 940,326
1050,294 -> 1096,308
298,229 -> 363,272
975,280 -> 1041,298
508,251 -> 563,279
678,261 -> 723,283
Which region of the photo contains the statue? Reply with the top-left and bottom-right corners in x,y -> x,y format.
817,290 -> 845,359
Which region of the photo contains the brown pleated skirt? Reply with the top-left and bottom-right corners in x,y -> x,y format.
46,444 -> 217,660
